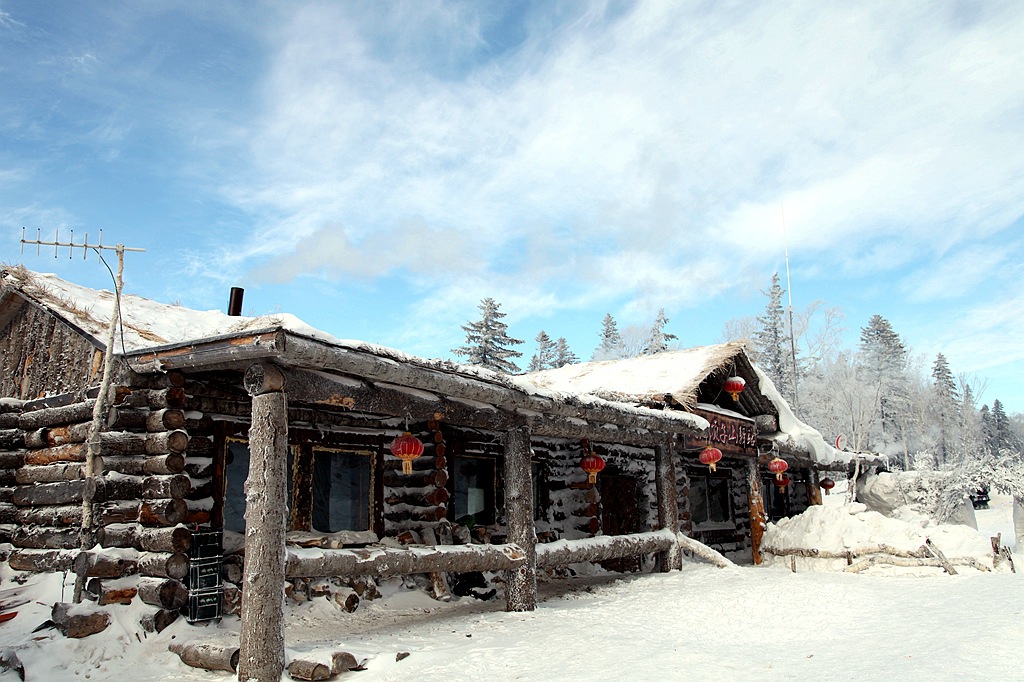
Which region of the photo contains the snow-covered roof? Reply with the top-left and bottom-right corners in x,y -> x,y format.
0,267 -> 708,433
525,347 -> 860,468
522,343 -> 747,410
1,266 -> 343,351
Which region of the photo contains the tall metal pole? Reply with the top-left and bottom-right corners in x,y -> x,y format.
780,204 -> 800,416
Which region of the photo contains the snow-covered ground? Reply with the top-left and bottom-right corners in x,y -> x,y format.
0,497 -> 1020,681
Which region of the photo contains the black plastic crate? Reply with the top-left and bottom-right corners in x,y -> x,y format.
190,528 -> 223,559
189,557 -> 223,591
187,587 -> 223,623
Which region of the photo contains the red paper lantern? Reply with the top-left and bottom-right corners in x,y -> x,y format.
580,452 -> 606,484
775,474 -> 791,489
723,376 -> 746,401
767,456 -> 789,481
699,446 -> 723,472
390,431 -> 425,474
819,477 -> 836,495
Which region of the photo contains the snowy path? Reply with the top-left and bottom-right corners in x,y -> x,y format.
0,498 -> 1018,681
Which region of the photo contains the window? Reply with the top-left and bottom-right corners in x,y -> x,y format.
451,454 -> 496,525
222,438 -> 293,533
312,449 -> 373,533
689,471 -> 733,528
223,440 -> 250,533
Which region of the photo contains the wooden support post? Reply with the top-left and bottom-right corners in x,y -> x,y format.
654,438 -> 681,571
238,363 -> 287,682
806,468 -> 823,506
502,425 -> 536,612
747,459 -> 766,566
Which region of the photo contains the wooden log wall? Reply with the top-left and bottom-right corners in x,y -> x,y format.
2,373 -> 193,623
382,418 -> 447,535
0,298 -> 101,400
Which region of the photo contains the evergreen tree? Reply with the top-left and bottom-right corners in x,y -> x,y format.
528,331 -> 556,372
858,314 -> 909,447
990,399 -> 1020,451
553,337 -> 579,368
930,353 -> 961,465
753,273 -> 796,401
643,308 -> 677,355
979,403 -> 993,447
452,297 -> 523,374
592,313 -> 623,361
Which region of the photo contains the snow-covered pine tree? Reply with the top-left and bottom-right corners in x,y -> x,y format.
528,331 -> 556,372
990,399 -> 1021,452
452,297 -> 524,374
930,353 -> 961,465
592,313 -> 623,361
643,308 -> 677,355
553,337 -> 579,368
858,314 -> 909,449
752,273 -> 796,402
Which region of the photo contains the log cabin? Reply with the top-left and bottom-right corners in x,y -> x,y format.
0,266 -> 862,672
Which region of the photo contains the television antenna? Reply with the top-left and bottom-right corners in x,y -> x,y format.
20,227 -> 145,602
780,205 -> 800,416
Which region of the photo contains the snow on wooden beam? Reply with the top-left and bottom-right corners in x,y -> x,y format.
535,530 -> 677,568
284,543 -> 527,578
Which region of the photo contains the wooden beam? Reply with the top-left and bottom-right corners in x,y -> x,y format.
503,426 -> 536,612
655,439 -> 681,571
238,363 -> 287,682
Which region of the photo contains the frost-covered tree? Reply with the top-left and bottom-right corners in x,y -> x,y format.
552,337 -> 579,368
643,308 -> 677,355
930,353 -> 961,465
592,313 -> 624,361
990,399 -> 1021,452
528,331 -> 556,372
858,314 -> 909,449
753,273 -> 797,403
452,297 -> 523,374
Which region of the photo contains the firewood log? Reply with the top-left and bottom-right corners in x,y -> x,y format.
51,602 -> 111,639
169,642 -> 239,673
15,462 -> 84,484
97,524 -> 192,553
7,548 -> 75,572
18,401 -> 95,431
99,453 -> 186,476
137,577 -> 187,610
24,443 -> 86,466
286,659 -> 331,681
140,608 -> 179,633
96,498 -> 188,526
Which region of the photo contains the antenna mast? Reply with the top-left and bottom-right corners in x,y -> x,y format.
780,205 -> 800,416
20,228 -> 145,602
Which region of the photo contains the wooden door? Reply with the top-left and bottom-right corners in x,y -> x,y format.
600,474 -> 642,572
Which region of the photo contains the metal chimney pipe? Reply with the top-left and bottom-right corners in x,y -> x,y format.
228,287 -> 244,316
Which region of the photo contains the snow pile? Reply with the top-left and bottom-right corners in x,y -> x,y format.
761,502 -> 1000,574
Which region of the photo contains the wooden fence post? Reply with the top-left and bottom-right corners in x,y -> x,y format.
238,364 -> 287,682
655,438 -> 681,571
503,425 -> 536,612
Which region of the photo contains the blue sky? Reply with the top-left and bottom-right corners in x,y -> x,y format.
2,1 -> 1023,413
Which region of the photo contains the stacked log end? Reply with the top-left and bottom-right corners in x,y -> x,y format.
5,385 -> 194,622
